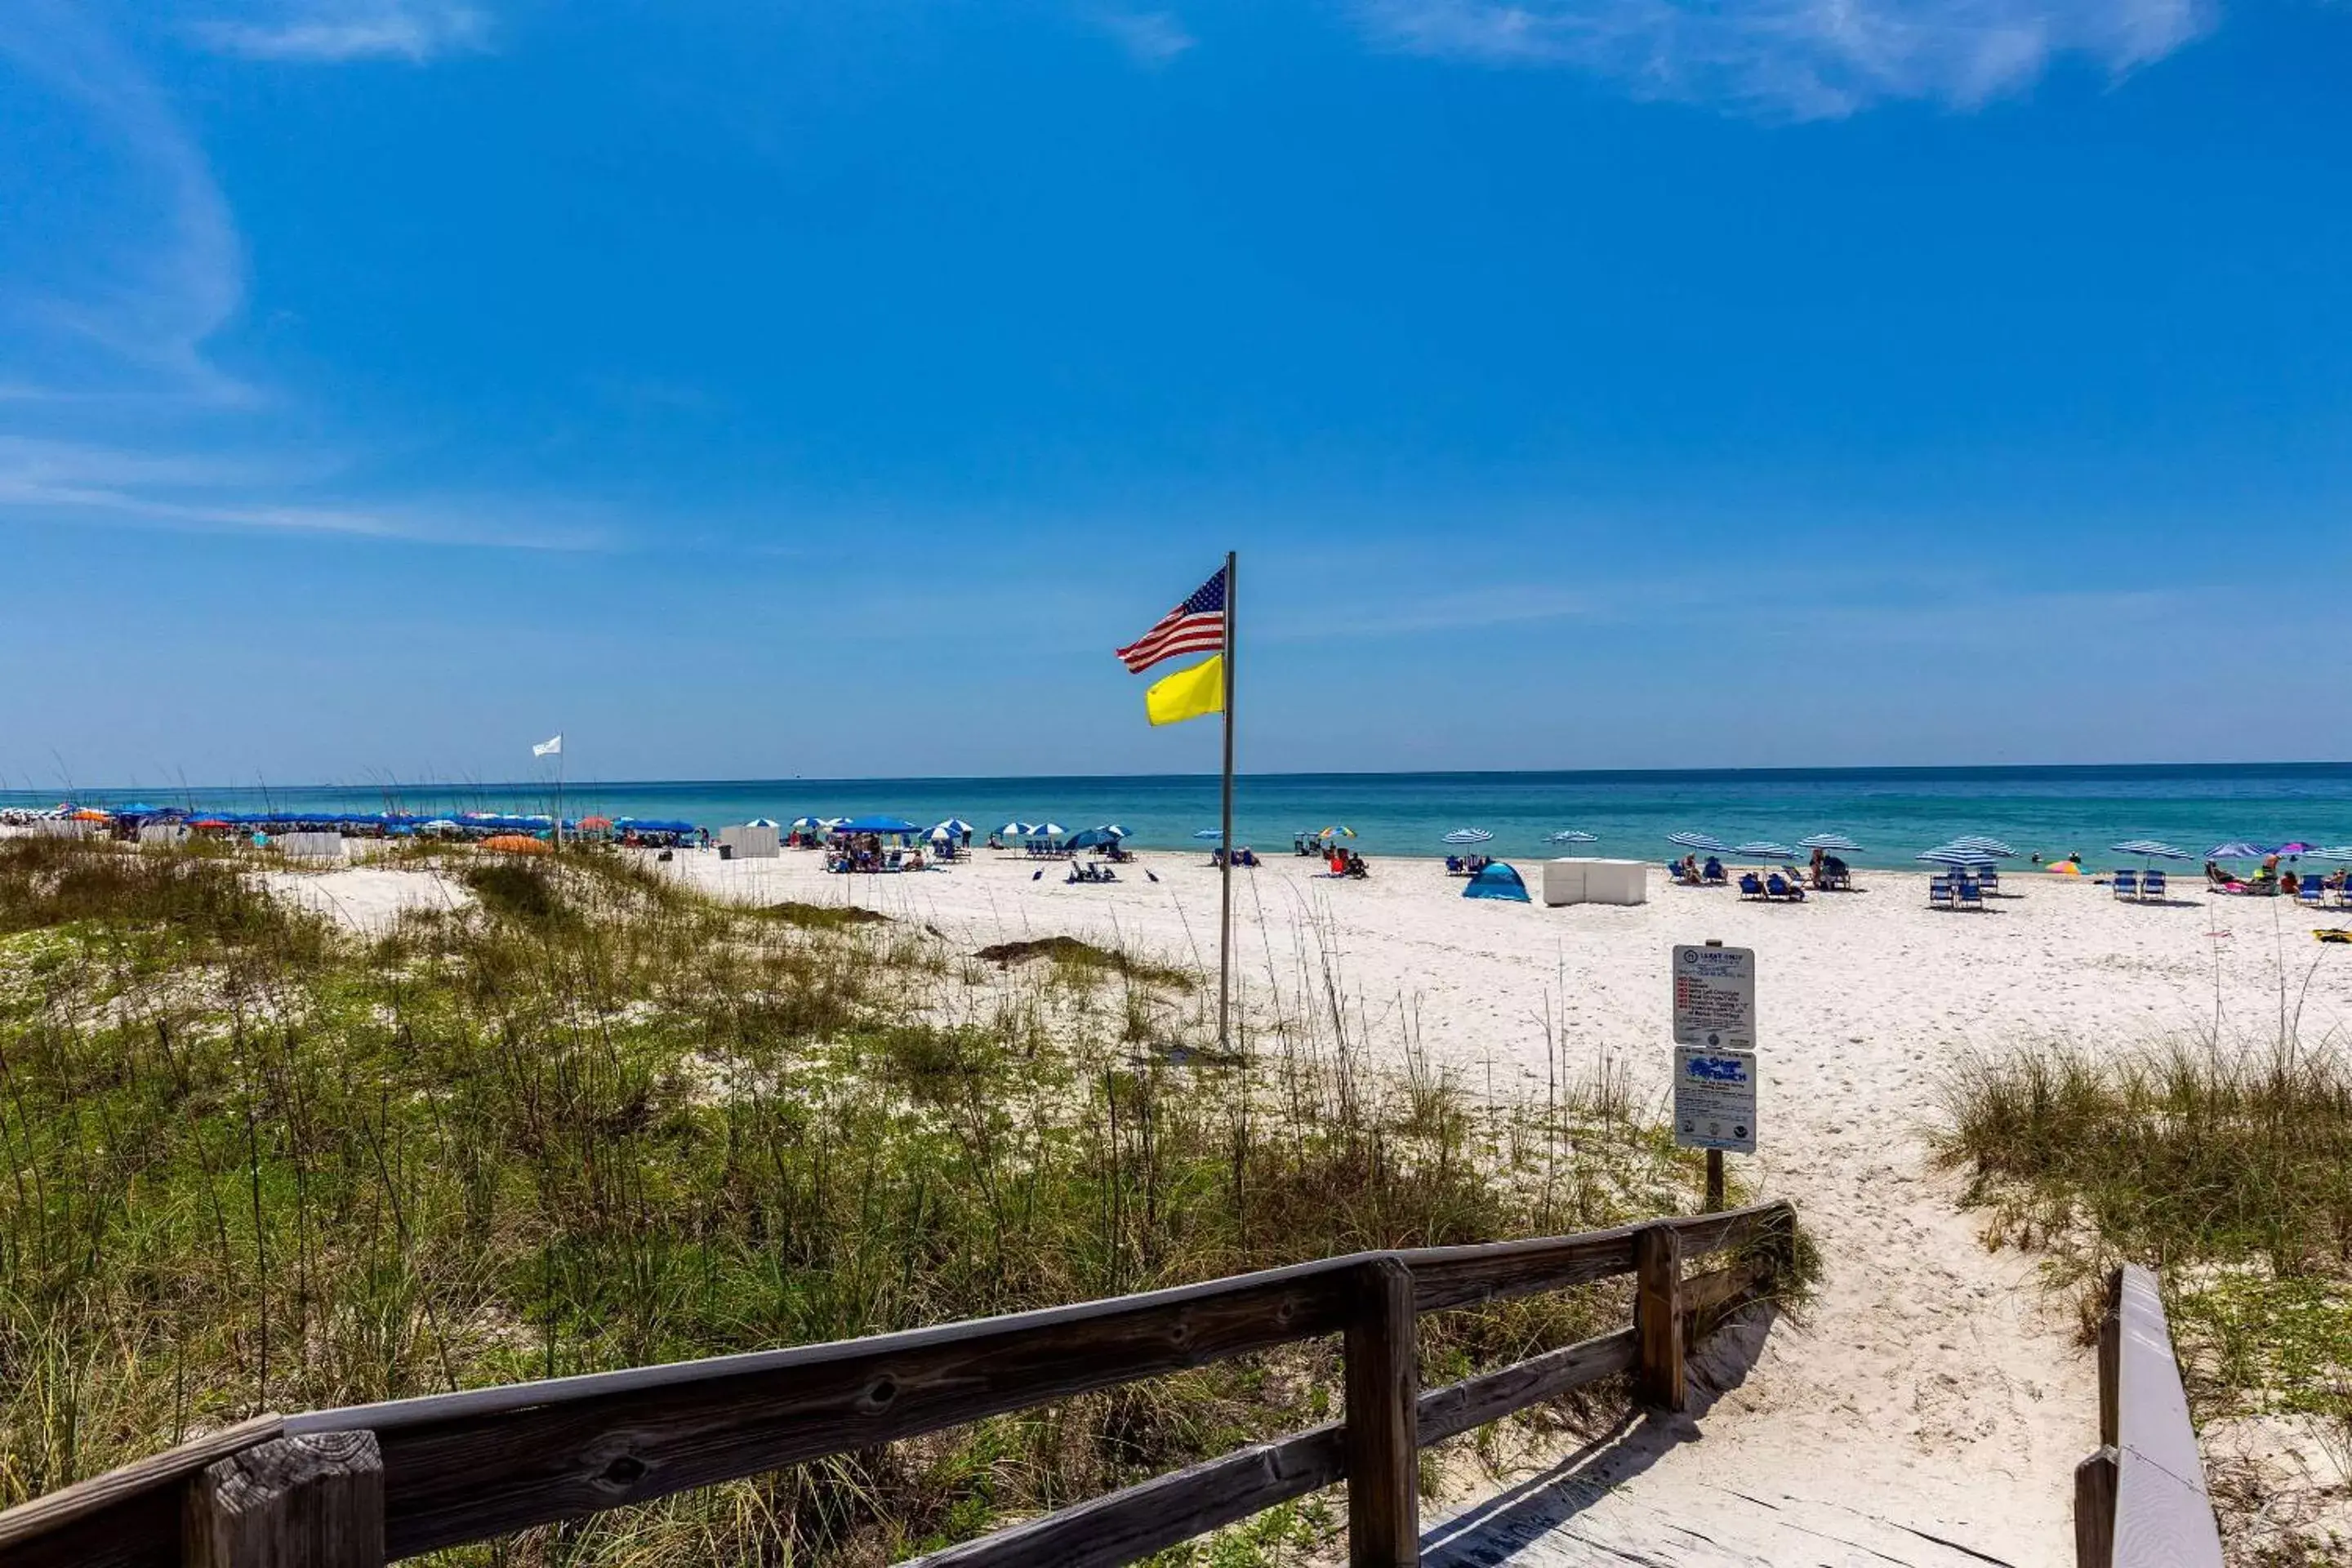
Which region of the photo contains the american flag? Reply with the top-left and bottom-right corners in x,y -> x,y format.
1115,565 -> 1227,674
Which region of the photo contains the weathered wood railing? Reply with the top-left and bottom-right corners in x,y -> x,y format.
0,1200 -> 1796,1568
2074,1263 -> 2226,1568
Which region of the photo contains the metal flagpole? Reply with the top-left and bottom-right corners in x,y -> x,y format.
555,736 -> 565,853
1218,550 -> 1236,1052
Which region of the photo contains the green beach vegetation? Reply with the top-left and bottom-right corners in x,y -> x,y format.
0,834 -> 1715,1565
1938,1031 -> 2352,1561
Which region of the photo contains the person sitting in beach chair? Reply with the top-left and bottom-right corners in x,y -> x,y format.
2206,860 -> 2233,889
1702,857 -> 1726,885
1766,872 -> 1804,901
1238,847 -> 1258,867
1822,855 -> 1851,891
1737,872 -> 1766,899
1347,849 -> 1370,879
2282,869 -> 2301,898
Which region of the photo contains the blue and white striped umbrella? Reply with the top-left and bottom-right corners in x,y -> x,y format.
789,816 -> 824,831
2305,846 -> 2352,863
1666,831 -> 1730,853
1918,847 -> 1998,869
1735,840 -> 1797,860
933,818 -> 973,836
1546,829 -> 1600,844
819,817 -> 850,829
1947,835 -> 2018,858
746,817 -> 780,828
1028,822 -> 1067,839
2206,841 -> 2268,860
1441,827 -> 1494,845
1796,832 -> 1863,852
1102,824 -> 1129,839
998,821 -> 1034,836
2110,840 -> 2192,861
1193,826 -> 1226,840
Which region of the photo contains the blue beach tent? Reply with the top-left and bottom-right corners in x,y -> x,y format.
1463,862 -> 1530,902
838,815 -> 921,835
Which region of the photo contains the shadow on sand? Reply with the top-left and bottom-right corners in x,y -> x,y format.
1420,1303 -> 1781,1568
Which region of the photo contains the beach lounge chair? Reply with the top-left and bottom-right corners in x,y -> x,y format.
1927,875 -> 1952,906
1766,873 -> 1803,902
2143,871 -> 2167,901
1703,858 -> 1727,885
1955,875 -> 1983,910
2298,880 -> 2323,908
2112,871 -> 2139,900
1447,856 -> 1464,875
1978,870 -> 1999,896
1738,873 -> 1766,900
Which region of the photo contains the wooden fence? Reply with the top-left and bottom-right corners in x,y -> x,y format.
0,1200 -> 1796,1568
2074,1263 -> 2226,1568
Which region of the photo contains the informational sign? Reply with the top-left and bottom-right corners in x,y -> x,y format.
1673,1047 -> 1757,1153
1672,942 -> 1756,1050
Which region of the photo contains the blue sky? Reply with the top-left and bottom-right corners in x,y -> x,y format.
2,0 -> 2346,790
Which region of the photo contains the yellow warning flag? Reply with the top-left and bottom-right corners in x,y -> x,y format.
1145,654 -> 1225,727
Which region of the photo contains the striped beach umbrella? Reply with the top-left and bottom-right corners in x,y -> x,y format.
933,818 -> 974,836
1665,831 -> 1730,853
1947,835 -> 2018,858
1546,830 -> 1600,844
998,821 -> 1033,836
1028,822 -> 1066,839
2304,847 -> 2352,863
1918,847 -> 1998,869
1796,832 -> 1862,852
1734,841 -> 1797,860
2205,842 -> 2269,860
1441,827 -> 1494,845
1193,827 -> 1225,840
2109,840 -> 2192,860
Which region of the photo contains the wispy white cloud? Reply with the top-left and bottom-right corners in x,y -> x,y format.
0,438 -> 612,550
193,1 -> 488,64
1352,0 -> 2212,117
1091,7 -> 1198,65
0,0 -> 247,402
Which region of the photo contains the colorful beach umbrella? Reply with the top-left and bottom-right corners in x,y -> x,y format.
481,835 -> 551,855
1318,825 -> 1356,840
2274,842 -> 2314,856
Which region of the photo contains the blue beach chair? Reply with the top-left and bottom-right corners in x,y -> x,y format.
2112,870 -> 2139,900
1738,873 -> 1766,900
1928,875 -> 1953,907
2143,871 -> 2167,901
1955,875 -> 1983,910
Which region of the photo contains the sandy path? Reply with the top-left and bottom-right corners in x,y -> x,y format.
399,846 -> 2351,1562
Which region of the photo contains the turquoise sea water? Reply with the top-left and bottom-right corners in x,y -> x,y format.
8,764 -> 2352,869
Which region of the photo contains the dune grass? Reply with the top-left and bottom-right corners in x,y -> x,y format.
1936,1030 -> 2352,1553
0,835 -> 1709,1566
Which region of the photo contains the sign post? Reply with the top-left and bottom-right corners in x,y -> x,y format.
1671,940 -> 1757,1211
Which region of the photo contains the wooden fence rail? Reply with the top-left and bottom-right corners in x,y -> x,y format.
2074,1263 -> 2226,1568
0,1200 -> 1797,1568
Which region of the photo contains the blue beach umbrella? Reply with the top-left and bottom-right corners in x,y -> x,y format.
1192,827 -> 1226,840
933,818 -> 974,837
1734,841 -> 1797,860
746,817 -> 780,829
998,821 -> 1032,837
1918,847 -> 1998,870
1947,835 -> 2019,858
1027,822 -> 1067,839
840,815 -> 921,835
2206,842 -> 2269,861
1441,827 -> 1494,845
1666,831 -> 1730,854
2110,840 -> 2192,861
2304,847 -> 2352,864
1796,832 -> 1863,852
1546,830 -> 1600,844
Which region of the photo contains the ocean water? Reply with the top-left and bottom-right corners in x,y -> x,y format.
9,764 -> 2352,869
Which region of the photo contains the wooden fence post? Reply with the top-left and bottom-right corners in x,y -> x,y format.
1343,1257 -> 1418,1568
2074,1445 -> 2118,1568
1633,1223 -> 1684,1412
185,1431 -> 385,1568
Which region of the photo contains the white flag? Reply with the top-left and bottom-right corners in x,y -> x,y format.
532,734 -> 563,757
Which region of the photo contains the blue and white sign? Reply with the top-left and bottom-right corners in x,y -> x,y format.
1673,1047 -> 1757,1153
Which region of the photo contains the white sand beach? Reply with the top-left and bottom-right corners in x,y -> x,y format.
614,846 -> 2347,1566
243,842 -> 2352,1562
